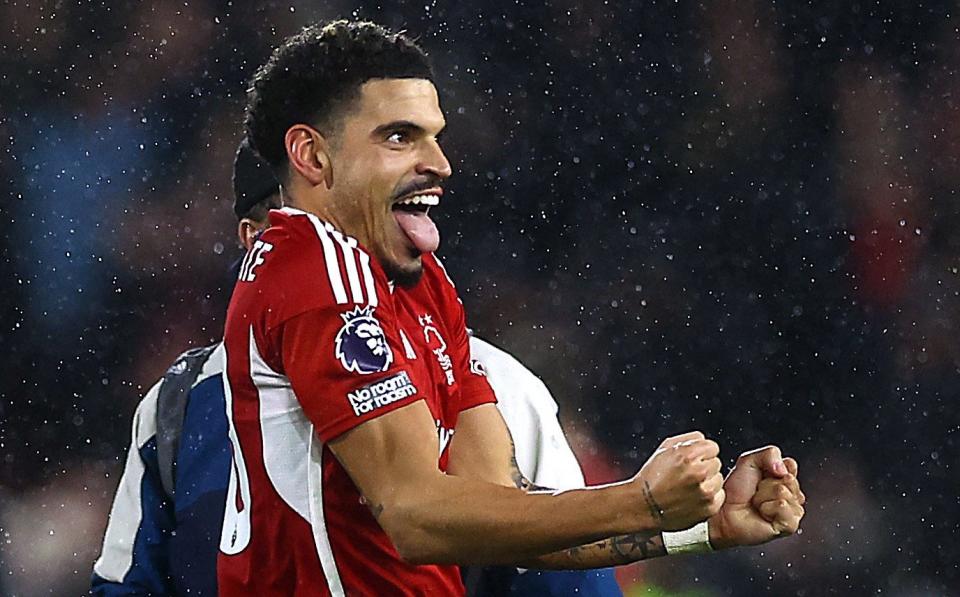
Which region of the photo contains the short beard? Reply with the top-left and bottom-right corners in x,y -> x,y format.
383,256 -> 424,288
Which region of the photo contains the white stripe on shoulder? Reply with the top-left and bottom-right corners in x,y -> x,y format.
323,222 -> 365,304
279,208 -> 379,308
305,214 -> 349,304
356,249 -> 378,308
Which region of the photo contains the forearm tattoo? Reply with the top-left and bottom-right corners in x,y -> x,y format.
506,432 -> 667,568
609,532 -> 666,563
642,480 -> 665,524
535,532 -> 667,569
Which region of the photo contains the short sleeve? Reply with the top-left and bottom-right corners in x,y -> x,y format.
280,303 -> 426,442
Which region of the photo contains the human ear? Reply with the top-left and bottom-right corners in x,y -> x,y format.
284,124 -> 333,187
237,219 -> 259,251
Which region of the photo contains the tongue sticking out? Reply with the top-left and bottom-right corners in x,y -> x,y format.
394,210 -> 440,254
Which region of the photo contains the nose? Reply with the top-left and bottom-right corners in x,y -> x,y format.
416,138 -> 452,179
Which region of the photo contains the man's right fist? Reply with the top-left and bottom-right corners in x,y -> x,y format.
633,431 -> 724,531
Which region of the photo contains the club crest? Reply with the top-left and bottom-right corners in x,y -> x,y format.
335,306 -> 393,374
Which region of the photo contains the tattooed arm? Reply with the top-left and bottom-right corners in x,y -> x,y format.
332,402 -> 660,564
519,531 -> 667,569
511,445 -> 670,569
446,403 -> 527,488
333,401 -> 724,565
448,404 -> 671,569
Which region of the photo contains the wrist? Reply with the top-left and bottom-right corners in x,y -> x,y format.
707,514 -> 733,550
623,479 -> 663,535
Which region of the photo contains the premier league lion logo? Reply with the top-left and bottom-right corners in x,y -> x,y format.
334,306 -> 394,374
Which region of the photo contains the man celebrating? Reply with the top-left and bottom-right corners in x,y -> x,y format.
221,20 -> 804,595
90,139 -> 618,595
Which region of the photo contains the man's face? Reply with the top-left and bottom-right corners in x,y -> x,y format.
326,78 -> 451,287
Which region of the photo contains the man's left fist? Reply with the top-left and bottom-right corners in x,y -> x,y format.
708,445 -> 806,549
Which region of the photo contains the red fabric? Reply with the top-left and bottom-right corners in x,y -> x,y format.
279,305 -> 425,441
218,209 -> 495,596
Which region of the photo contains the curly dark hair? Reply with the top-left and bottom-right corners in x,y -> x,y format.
245,20 -> 434,174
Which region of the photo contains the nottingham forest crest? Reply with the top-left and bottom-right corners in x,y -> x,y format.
334,306 -> 394,375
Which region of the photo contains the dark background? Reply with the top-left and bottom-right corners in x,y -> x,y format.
2,1 -> 958,594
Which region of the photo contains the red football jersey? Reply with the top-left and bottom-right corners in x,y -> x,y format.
217,207 -> 496,596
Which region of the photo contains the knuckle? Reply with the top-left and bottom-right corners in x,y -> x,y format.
697,483 -> 713,501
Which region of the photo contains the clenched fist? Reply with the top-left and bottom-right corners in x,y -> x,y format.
633,431 -> 725,531
709,446 -> 806,549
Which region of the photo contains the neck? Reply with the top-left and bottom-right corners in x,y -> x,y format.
285,188 -> 345,231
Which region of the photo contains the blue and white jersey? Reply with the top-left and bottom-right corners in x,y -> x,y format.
91,339 -> 620,596
91,344 -> 231,596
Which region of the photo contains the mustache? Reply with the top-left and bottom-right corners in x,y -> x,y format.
391,176 -> 443,201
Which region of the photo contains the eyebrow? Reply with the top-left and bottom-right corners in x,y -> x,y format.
372,120 -> 446,138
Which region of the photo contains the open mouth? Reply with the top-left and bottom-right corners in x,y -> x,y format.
392,193 -> 440,213
391,191 -> 442,254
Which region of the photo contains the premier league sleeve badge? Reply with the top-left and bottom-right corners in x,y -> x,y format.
334,306 -> 394,374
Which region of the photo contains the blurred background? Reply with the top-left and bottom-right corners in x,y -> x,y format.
2,1 -> 959,594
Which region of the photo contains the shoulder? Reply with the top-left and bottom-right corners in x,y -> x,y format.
468,337 -> 558,415
164,343 -> 223,384
233,208 -> 389,324
126,344 -> 222,448
130,381 -> 162,449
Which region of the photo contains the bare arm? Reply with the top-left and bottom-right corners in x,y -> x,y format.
524,447 -> 809,569
445,402 -> 527,489
521,532 -> 667,569
448,404 -> 670,569
328,400 -> 656,565
442,406 -> 807,568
